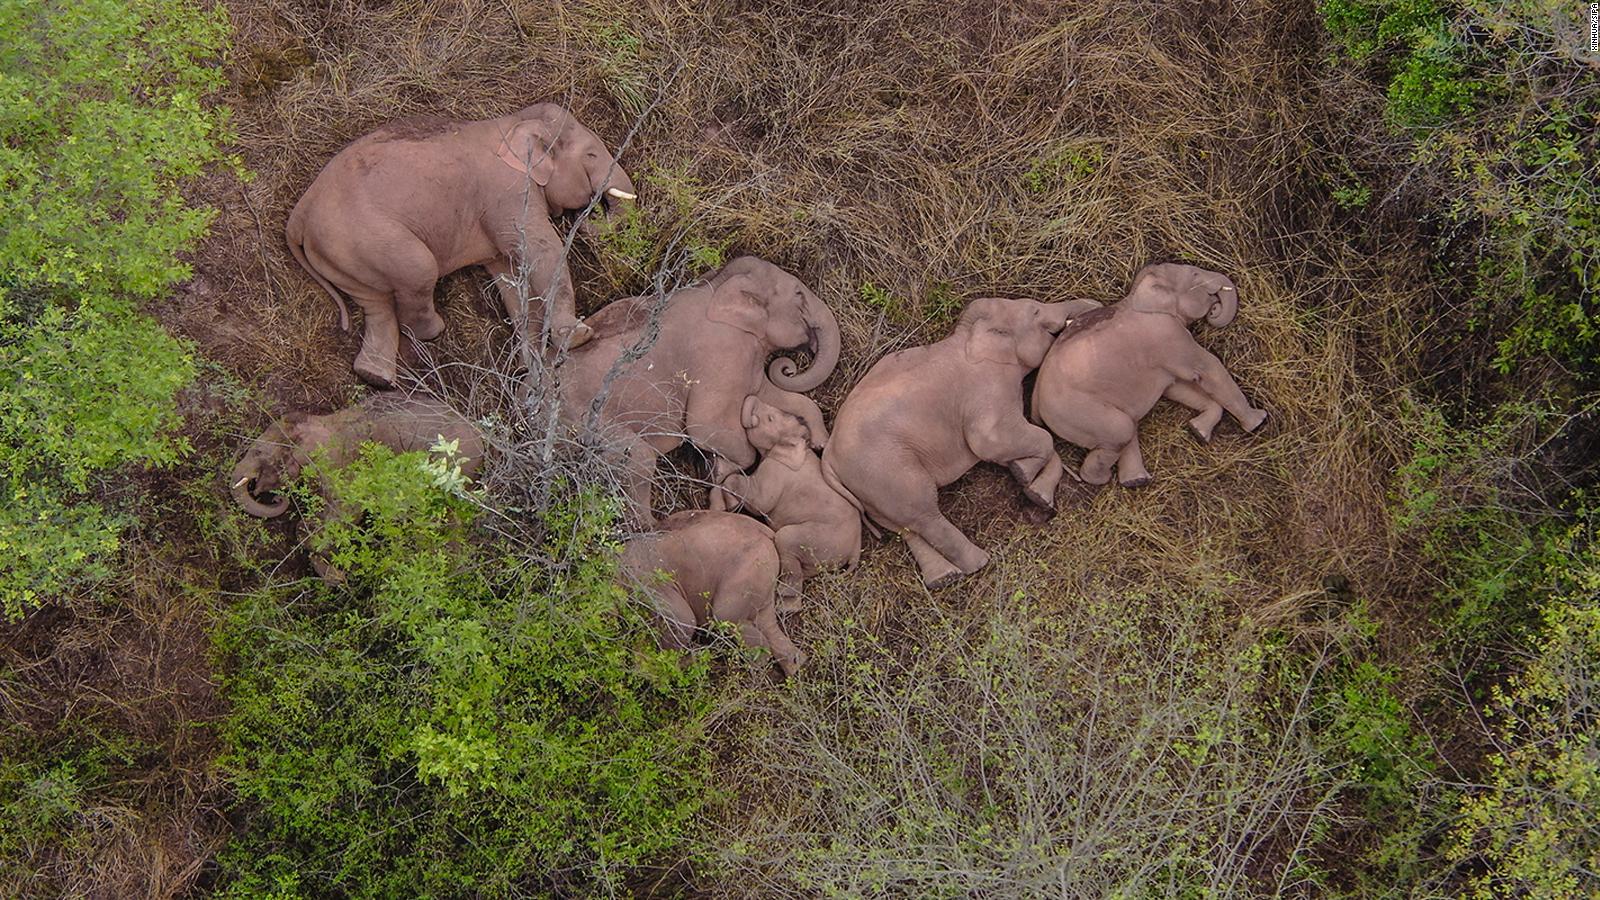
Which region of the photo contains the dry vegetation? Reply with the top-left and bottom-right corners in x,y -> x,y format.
9,0 -> 1534,895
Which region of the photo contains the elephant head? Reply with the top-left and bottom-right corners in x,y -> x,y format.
229,418 -> 308,518
959,297 -> 1075,369
741,395 -> 812,454
1129,263 -> 1239,328
707,257 -> 840,392
494,103 -> 638,217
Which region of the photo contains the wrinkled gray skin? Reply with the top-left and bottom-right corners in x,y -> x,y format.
229,394 -> 484,581
822,297 -> 1100,589
710,396 -> 861,611
286,103 -> 638,387
1031,263 -> 1267,486
620,510 -> 803,676
559,256 -> 841,524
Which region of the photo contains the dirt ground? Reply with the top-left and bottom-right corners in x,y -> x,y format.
8,0 -> 1460,894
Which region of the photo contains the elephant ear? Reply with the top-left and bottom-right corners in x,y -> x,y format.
494,119 -> 556,187
962,305 -> 1019,366
704,274 -> 767,338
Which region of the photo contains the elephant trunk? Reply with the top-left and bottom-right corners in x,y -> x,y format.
766,290 -> 840,392
230,458 -> 289,518
1207,278 -> 1239,327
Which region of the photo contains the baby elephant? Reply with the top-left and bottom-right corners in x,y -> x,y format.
710,396 -> 862,610
229,394 -> 484,579
621,511 -> 803,676
1031,262 -> 1268,486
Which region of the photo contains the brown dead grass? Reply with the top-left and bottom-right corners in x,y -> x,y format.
20,0 -> 1461,893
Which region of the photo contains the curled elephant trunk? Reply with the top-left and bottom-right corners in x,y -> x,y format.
1207,278 -> 1239,328
767,290 -> 840,392
230,459 -> 290,518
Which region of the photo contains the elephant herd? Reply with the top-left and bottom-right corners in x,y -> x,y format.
231,104 -> 1268,675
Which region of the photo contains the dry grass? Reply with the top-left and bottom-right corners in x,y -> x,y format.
13,0 -> 1472,893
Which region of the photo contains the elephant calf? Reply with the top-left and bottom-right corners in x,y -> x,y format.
710,396 -> 861,610
822,296 -> 1100,589
229,394 -> 484,580
287,103 -> 638,387
1031,263 -> 1267,486
620,510 -> 803,676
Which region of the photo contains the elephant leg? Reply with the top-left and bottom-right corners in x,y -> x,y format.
904,531 -> 962,589
620,438 -> 660,527
772,526 -> 817,613
1165,380 -> 1224,443
910,511 -> 990,586
752,606 -> 803,676
350,291 -> 402,388
1117,436 -> 1152,487
1079,448 -> 1119,485
971,416 -> 1062,511
394,283 -> 444,342
499,218 -> 590,351
653,584 -> 698,651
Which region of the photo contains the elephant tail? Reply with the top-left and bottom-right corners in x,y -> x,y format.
285,207 -> 352,332
821,454 -> 883,541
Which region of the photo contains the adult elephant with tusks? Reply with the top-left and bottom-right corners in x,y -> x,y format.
559,257 -> 841,525
821,296 -> 1101,589
286,103 -> 638,388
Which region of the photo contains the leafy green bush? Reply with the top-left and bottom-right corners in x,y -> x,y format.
1445,515 -> 1600,897
0,0 -> 233,617
1319,0 -> 1599,372
217,445 -> 715,897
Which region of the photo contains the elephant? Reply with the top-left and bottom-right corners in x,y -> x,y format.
709,396 -> 861,610
229,393 -> 484,580
559,256 -> 840,523
620,510 -> 803,676
1030,262 -> 1267,487
286,103 -> 638,387
820,296 -> 1100,589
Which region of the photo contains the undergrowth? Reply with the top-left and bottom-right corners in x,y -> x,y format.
0,0 -> 233,617
215,446 -> 717,897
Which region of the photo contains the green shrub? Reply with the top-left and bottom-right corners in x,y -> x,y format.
1445,515 -> 1600,898
0,0 -> 233,617
216,445 -> 716,897
1320,0 -> 1599,373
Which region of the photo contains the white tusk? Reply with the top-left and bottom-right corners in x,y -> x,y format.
605,187 -> 637,201
1219,286 -> 1235,291
233,476 -> 250,488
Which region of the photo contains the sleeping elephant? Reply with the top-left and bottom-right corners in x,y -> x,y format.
709,396 -> 862,610
821,296 -> 1100,589
620,510 -> 803,676
229,393 -> 484,580
559,256 -> 840,523
287,103 -> 638,387
1031,262 -> 1267,486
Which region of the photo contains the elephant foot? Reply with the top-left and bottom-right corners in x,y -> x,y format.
923,566 -> 966,590
776,583 -> 803,615
1186,419 -> 1215,444
404,312 -> 447,342
1022,482 -> 1057,512
1241,408 -> 1269,433
555,320 -> 594,352
1119,473 -> 1152,489
353,352 -> 397,389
